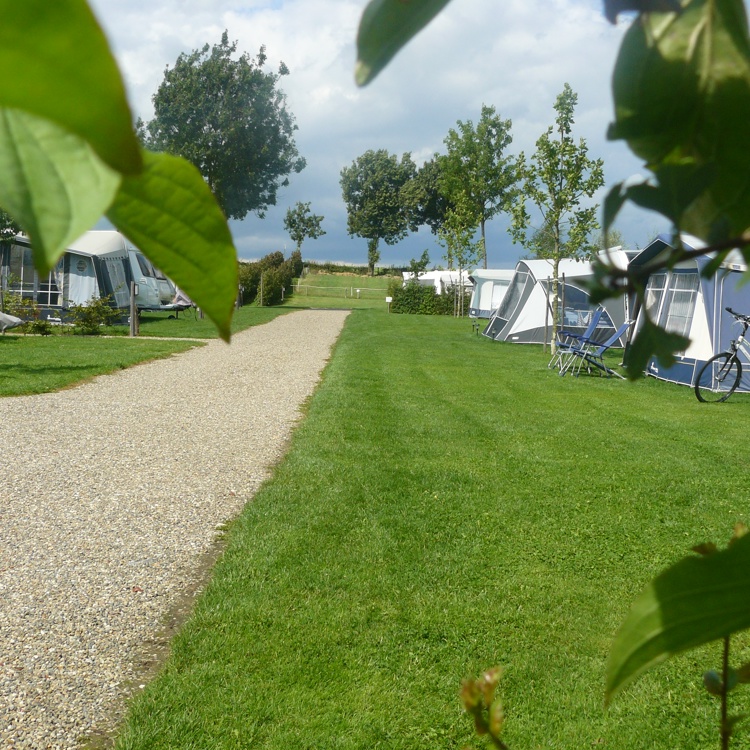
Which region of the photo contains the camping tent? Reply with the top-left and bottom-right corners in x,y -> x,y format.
468,269 -> 515,318
482,249 -> 635,345
632,234 -> 750,391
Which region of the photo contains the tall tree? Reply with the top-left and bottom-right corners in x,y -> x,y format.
437,196 -> 484,316
340,149 -> 417,276
283,202 -> 325,252
142,31 -> 306,220
510,83 -> 604,351
440,104 -> 517,268
401,156 -> 454,235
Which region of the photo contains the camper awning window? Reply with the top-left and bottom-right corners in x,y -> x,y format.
660,271 -> 699,339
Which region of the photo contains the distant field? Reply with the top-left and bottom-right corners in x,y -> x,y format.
283,272 -> 397,310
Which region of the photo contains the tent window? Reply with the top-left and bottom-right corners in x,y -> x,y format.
494,271 -> 529,323
659,271 -> 699,338
644,273 -> 667,319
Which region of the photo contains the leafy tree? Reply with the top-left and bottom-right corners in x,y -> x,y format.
441,105 -> 517,268
0,208 -> 20,242
407,249 -> 431,278
340,149 -> 417,275
401,156 -> 454,235
510,83 -> 604,350
142,32 -> 306,220
437,196 -> 484,316
284,201 -> 326,252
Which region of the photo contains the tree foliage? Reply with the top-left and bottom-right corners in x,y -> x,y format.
142,32 -> 306,220
340,149 -> 417,275
511,83 -> 604,347
0,208 -> 20,242
284,202 -> 326,252
441,105 -> 517,268
401,156 -> 455,235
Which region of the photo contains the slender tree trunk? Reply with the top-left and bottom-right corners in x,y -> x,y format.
551,255 -> 560,354
481,218 -> 487,269
367,238 -> 380,277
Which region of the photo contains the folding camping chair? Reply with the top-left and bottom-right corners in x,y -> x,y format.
548,307 -> 604,372
563,320 -> 633,378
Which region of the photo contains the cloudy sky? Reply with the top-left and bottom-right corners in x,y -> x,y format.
87,0 -> 668,269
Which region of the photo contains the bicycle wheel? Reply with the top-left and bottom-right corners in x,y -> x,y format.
694,353 -> 742,402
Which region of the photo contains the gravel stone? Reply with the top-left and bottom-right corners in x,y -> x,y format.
0,309 -> 348,749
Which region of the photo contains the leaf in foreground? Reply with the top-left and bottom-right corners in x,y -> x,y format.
609,0 -> 750,239
107,151 -> 238,341
0,0 -> 141,175
0,108 -> 121,273
607,532 -> 750,702
355,0 -> 454,86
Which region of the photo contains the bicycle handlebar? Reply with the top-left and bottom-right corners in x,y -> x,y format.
726,307 -> 750,325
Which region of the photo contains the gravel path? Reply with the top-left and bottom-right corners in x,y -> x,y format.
0,309 -> 348,749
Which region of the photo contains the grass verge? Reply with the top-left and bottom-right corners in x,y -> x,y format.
0,335 -> 201,396
282,272 -> 395,311
135,305 -> 291,338
115,311 -> 750,750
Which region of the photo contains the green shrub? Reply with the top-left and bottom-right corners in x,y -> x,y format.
388,280 -> 471,316
238,261 -> 261,304
241,253 -> 297,306
66,295 -> 121,334
1,290 -> 46,334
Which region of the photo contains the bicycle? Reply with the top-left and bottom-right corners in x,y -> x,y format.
694,307 -> 750,402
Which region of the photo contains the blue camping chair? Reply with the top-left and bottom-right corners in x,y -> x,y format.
563,320 -> 634,378
549,307 -> 604,372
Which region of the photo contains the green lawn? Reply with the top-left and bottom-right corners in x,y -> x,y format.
282,271 -> 396,310
132,305 -> 291,338
114,311 -> 750,750
0,335 -> 202,396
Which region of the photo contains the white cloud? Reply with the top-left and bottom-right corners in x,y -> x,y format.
88,0 -> 668,268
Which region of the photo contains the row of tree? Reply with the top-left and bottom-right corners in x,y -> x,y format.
340,84 -> 605,339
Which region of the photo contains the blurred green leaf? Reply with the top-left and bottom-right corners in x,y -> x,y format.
355,0 -> 454,86
603,181 -> 628,235
624,315 -> 689,379
0,108 -> 121,273
703,670 -> 724,696
0,0 -> 141,175
107,151 -> 238,342
607,532 -> 750,702
609,0 -> 750,239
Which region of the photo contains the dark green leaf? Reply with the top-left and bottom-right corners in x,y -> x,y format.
355,0 -> 454,86
625,315 -> 689,379
607,532 -> 750,702
603,182 -> 628,235
0,108 -> 121,273
610,0 -> 750,240
703,670 -> 724,696
107,151 -> 238,342
0,0 -> 141,175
